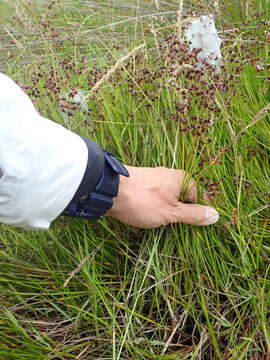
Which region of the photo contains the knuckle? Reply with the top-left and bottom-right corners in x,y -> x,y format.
158,166 -> 169,173
164,203 -> 184,225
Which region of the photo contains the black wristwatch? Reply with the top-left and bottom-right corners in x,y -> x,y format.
61,138 -> 129,220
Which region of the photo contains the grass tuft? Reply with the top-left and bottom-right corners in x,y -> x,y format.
0,0 -> 269,359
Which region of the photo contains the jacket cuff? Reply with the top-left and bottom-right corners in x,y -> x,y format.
69,137 -> 105,202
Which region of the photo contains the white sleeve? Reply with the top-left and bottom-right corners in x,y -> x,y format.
0,73 -> 88,230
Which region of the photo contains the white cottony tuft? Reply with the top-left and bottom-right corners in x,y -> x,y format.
184,15 -> 222,74
69,90 -> 88,112
60,89 -> 88,123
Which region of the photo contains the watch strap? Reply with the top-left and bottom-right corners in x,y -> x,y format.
61,150 -> 129,220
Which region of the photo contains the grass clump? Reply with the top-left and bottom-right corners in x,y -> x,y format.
0,0 -> 269,359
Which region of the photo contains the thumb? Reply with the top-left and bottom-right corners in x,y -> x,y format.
174,203 -> 219,226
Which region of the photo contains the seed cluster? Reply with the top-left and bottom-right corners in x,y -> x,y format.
2,3 -> 270,359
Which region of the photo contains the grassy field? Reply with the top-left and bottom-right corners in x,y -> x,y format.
0,0 -> 269,359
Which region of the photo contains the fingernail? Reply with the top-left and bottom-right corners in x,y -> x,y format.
203,207 -> 219,225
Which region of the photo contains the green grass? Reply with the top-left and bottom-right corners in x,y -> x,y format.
0,0 -> 269,359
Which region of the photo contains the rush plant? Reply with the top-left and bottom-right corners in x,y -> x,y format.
0,0 -> 269,359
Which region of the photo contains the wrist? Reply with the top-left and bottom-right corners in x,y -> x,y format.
107,165 -> 132,217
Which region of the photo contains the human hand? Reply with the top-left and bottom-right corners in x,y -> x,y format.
106,165 -> 219,228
